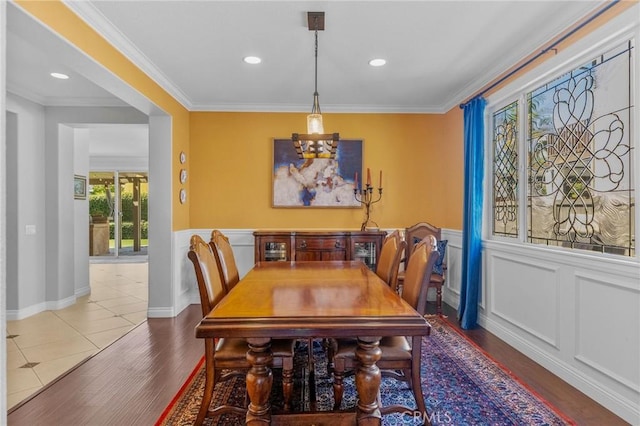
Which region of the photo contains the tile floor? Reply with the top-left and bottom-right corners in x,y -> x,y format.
6,257 -> 148,409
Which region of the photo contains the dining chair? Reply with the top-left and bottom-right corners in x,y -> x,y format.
399,222 -> 447,314
375,230 -> 407,293
209,230 -> 240,292
188,235 -> 295,425
331,235 -> 438,419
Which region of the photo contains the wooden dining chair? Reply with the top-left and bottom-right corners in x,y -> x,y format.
209,230 -> 240,292
375,230 -> 407,293
399,222 -> 447,314
332,235 -> 438,419
188,235 -> 295,425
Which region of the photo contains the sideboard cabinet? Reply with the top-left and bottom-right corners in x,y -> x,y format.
254,230 -> 387,271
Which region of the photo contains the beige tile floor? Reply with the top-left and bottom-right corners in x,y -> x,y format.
6,258 -> 148,409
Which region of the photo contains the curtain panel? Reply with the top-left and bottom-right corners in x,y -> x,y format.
459,97 -> 486,329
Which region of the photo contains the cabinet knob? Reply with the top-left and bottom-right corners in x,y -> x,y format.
335,240 -> 341,248
300,240 -> 307,248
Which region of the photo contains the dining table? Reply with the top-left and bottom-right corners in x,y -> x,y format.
195,260 -> 431,426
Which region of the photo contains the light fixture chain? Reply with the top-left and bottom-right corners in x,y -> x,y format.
314,17 -> 319,95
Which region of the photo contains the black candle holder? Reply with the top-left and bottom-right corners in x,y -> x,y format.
354,184 -> 383,231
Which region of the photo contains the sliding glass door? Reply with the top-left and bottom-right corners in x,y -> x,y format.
89,171 -> 148,257
117,172 -> 148,255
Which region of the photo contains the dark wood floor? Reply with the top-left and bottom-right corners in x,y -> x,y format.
7,303 -> 628,425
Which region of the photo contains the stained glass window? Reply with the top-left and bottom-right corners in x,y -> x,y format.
493,101 -> 519,237
527,41 -> 634,256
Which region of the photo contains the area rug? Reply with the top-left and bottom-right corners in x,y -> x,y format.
156,316 -> 575,425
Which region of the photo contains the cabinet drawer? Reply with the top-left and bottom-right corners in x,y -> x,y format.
295,237 -> 347,250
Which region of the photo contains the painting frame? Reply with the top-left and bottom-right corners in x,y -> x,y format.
74,174 -> 87,200
272,138 -> 363,208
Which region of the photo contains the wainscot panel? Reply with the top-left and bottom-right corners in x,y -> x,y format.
575,271 -> 639,399
489,253 -> 559,348
481,239 -> 640,424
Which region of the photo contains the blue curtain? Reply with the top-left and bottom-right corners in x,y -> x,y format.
458,96 -> 486,330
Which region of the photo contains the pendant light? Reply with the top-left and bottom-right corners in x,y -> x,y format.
292,11 -> 339,159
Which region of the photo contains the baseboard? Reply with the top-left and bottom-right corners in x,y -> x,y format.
482,315 -> 639,424
6,294 -> 78,321
76,285 -> 91,298
6,302 -> 47,321
147,306 -> 178,318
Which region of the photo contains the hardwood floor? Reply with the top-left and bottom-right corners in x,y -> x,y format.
7,305 -> 204,425
438,304 -> 629,426
7,303 -> 628,425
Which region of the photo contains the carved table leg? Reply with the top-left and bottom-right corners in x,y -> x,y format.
245,338 -> 273,425
355,336 -> 382,425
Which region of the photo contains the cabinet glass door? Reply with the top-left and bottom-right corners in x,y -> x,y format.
264,241 -> 288,261
353,241 -> 377,270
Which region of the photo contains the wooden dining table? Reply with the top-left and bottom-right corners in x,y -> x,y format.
195,260 -> 431,426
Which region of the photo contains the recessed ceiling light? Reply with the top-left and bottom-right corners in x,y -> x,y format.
50,72 -> 69,79
368,58 -> 386,67
243,56 -> 262,65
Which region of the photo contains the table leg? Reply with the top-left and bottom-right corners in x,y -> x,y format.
355,336 -> 382,425
245,338 -> 273,425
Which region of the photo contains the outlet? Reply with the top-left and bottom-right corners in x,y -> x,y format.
25,225 -> 36,235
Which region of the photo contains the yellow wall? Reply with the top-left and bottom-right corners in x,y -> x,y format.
190,112 -> 464,230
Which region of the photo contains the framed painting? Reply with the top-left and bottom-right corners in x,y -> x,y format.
74,174 -> 87,199
273,138 -> 362,207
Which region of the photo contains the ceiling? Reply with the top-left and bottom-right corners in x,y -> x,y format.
7,1 -> 605,114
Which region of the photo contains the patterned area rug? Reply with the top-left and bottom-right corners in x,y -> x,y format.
156,316 -> 575,425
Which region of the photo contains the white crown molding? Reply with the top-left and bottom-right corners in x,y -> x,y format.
189,102 -> 446,114
44,96 -> 130,107
63,0 -> 193,110
8,85 -> 129,107
7,84 -> 45,106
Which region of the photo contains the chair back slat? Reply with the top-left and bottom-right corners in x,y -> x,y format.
188,235 -> 227,317
404,222 -> 441,266
375,230 -> 406,292
210,230 -> 240,292
401,235 -> 438,315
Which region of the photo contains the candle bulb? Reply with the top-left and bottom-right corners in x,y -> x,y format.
379,170 -> 382,188
367,168 -> 371,186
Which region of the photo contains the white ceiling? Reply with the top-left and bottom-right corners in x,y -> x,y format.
8,0 -> 605,113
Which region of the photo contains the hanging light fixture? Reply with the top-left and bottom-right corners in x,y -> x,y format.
293,11 -> 339,160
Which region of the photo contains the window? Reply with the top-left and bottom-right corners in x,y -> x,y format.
492,101 -> 519,237
491,40 -> 635,257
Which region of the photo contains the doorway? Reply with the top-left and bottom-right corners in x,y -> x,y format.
89,171 -> 148,258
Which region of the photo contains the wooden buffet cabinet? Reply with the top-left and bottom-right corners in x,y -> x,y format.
254,230 -> 387,270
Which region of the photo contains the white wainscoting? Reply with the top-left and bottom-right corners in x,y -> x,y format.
441,229 -> 462,310
481,240 -> 640,424
489,253 -> 560,348
172,229 -> 198,316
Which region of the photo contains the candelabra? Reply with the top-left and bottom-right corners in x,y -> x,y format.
354,168 -> 383,231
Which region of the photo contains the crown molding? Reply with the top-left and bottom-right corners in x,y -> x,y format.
63,0 -> 193,110
8,85 -> 130,108
189,102 -> 446,114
